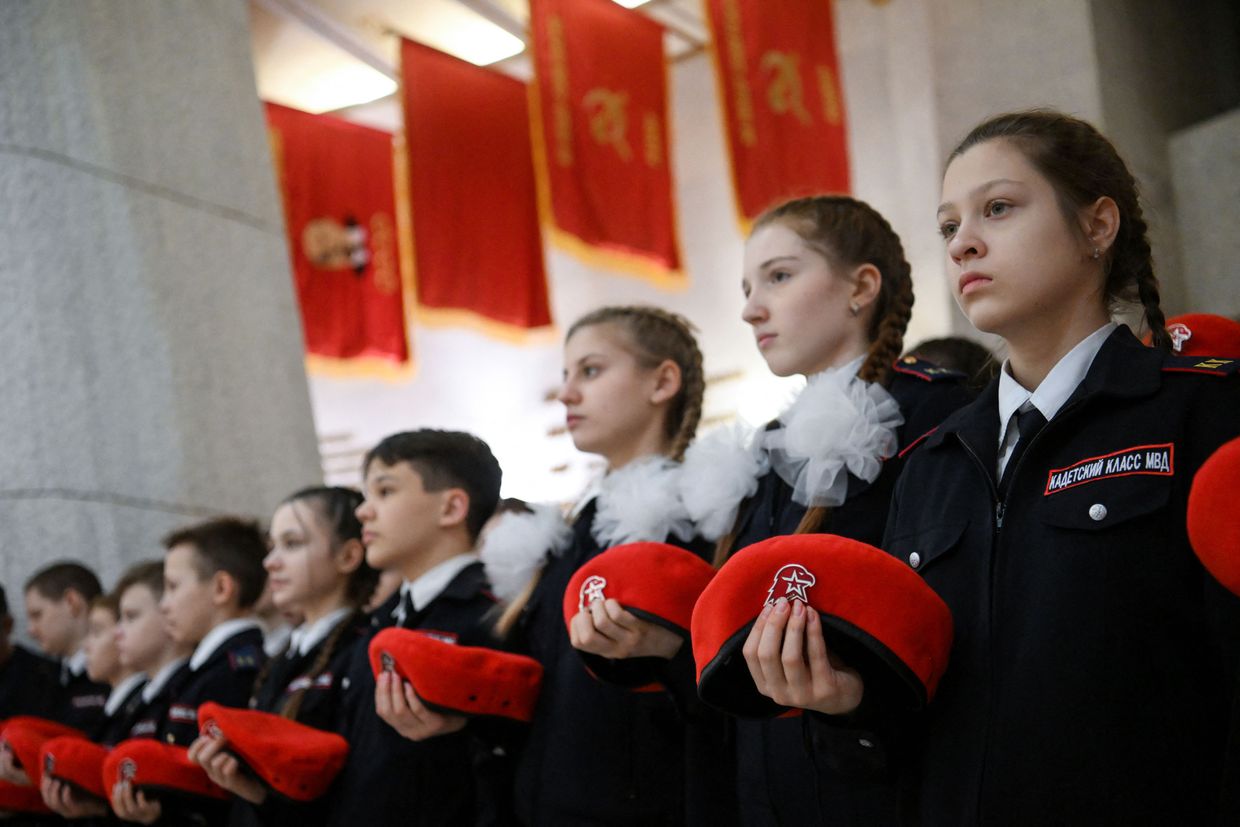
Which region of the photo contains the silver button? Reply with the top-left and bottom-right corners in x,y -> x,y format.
859,738 -> 874,749
1089,503 -> 1107,522
909,552 -> 921,569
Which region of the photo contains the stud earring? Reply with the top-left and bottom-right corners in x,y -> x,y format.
1091,247 -> 1102,260
848,303 -> 860,317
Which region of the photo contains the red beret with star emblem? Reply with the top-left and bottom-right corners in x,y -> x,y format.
1154,314 -> 1240,358
0,716 -> 85,785
39,735 -> 109,801
1188,435 -> 1240,596
102,739 -> 227,802
367,629 -> 544,722
562,542 -> 717,637
195,702 -> 349,801
691,533 -> 954,717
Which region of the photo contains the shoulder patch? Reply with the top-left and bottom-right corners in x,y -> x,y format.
892,356 -> 967,383
227,645 -> 261,671
1161,354 -> 1239,376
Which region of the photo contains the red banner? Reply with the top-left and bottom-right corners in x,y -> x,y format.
400,39 -> 553,334
704,0 -> 851,227
265,102 -> 410,369
530,0 -> 683,283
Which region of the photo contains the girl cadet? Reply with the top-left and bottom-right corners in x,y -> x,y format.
746,110 -> 1240,826
484,305 -> 713,826
676,195 -> 971,826
188,486 -> 379,827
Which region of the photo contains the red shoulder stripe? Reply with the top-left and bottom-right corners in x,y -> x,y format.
898,427 -> 939,459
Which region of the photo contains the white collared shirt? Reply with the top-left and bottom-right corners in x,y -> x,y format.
64,648 -> 89,677
105,672 -> 147,716
287,608 -> 352,657
996,322 -> 1117,478
262,623 -> 294,658
402,554 -> 480,614
142,657 -> 187,703
189,618 -> 261,672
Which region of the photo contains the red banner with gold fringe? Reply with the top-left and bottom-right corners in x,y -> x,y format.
265,102 -> 410,370
400,38 -> 553,336
529,0 -> 683,284
704,0 -> 851,229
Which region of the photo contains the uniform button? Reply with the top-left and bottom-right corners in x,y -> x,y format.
859,738 -> 874,749
908,552 -> 921,569
1089,503 -> 1107,522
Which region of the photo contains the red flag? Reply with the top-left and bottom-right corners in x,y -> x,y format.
704,0 -> 851,228
400,39 -> 553,335
530,0 -> 683,284
265,102 -> 410,370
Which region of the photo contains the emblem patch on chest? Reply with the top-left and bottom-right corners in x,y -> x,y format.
1044,442 -> 1174,495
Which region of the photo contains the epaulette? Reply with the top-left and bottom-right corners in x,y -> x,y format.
227,645 -> 262,671
1160,354 -> 1239,376
891,356 -> 967,383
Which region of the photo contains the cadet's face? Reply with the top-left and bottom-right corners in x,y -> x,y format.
938,140 -> 1101,340
557,324 -> 664,462
265,501 -> 337,613
741,223 -> 860,377
118,583 -> 172,672
84,607 -> 122,684
159,545 -> 216,646
24,590 -> 78,657
356,462 -> 447,573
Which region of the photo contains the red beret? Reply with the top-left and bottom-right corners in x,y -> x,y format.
102,739 -> 226,802
1159,314 -> 1240,358
562,542 -> 717,635
40,736 -> 109,801
0,716 -> 85,784
367,629 -> 543,722
0,779 -> 49,814
1188,436 -> 1240,595
691,534 -> 954,717
196,702 -> 348,802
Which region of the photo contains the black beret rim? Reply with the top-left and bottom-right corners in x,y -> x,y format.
627,605 -> 690,638
697,611 -> 930,718
45,776 -> 106,803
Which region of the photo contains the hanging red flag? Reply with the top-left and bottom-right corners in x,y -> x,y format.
400,38 -> 553,336
704,0 -> 851,229
265,102 -> 410,371
529,0 -> 683,285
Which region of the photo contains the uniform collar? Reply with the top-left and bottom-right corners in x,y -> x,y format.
997,322 -> 1117,445
403,554 -> 480,613
288,608 -> 352,657
142,657 -> 187,703
189,618 -> 261,671
105,672 -> 147,716
63,647 -> 89,678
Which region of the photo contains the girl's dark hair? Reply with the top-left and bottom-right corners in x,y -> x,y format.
947,109 -> 1168,349
567,306 -> 705,461
258,486 -> 378,721
716,195 -> 916,562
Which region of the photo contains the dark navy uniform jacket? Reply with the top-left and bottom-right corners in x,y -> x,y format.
95,677 -> 149,746
229,613 -> 371,827
0,645 -> 59,720
324,561 -> 499,827
54,663 -> 110,735
824,327 -> 1240,826
161,627 -> 265,748
509,500 -> 727,827
726,362 -> 973,827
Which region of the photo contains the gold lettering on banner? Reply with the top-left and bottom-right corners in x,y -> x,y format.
548,15 -> 573,166
761,51 -> 811,124
816,65 -> 842,125
583,88 -> 633,161
642,111 -> 663,167
721,0 -> 756,146
370,213 -> 398,294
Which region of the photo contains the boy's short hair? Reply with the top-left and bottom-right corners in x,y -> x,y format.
114,561 -> 165,602
91,591 -> 121,617
24,562 -> 103,603
363,430 -> 502,541
0,583 -> 9,620
162,518 -> 268,609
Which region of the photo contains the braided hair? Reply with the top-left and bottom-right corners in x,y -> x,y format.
252,486 -> 379,721
566,305 -> 706,461
716,196 -> 916,559
947,109 -> 1168,349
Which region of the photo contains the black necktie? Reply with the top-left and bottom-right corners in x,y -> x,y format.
393,589 -> 417,628
999,405 -> 1047,497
